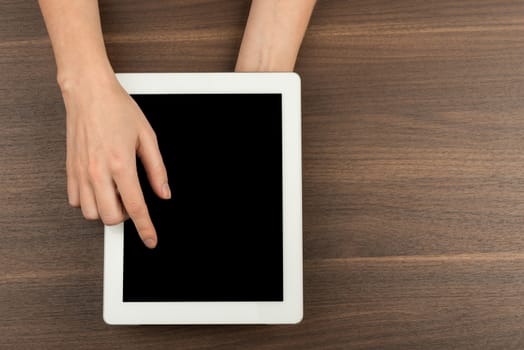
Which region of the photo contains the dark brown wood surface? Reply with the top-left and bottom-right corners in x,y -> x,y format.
2,0 -> 524,349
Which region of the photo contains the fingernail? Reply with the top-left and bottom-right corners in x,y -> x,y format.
162,183 -> 171,199
144,238 -> 156,249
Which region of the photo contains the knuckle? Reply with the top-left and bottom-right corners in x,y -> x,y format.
145,127 -> 158,143
150,131 -> 158,144
101,212 -> 124,226
109,151 -> 129,175
140,128 -> 158,148
87,160 -> 104,183
82,208 -> 99,221
126,200 -> 146,218
73,162 -> 83,178
152,161 -> 167,177
68,197 -> 80,208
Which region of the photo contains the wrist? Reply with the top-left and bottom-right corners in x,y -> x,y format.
57,60 -> 118,96
234,62 -> 294,73
235,38 -> 298,72
235,51 -> 296,72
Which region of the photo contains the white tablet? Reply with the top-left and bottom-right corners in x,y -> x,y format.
103,73 -> 303,325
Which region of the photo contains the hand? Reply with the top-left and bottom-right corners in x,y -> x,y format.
60,73 -> 170,249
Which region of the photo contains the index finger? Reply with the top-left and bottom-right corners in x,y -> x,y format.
114,163 -> 157,249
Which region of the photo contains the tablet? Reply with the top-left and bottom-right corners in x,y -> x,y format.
103,73 -> 302,325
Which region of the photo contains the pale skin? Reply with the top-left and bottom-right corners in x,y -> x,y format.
38,0 -> 316,249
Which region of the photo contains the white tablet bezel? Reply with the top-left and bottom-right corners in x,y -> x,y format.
103,73 -> 302,325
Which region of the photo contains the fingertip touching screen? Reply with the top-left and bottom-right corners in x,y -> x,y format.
123,94 -> 283,302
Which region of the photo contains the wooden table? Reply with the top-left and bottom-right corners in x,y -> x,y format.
2,0 -> 524,348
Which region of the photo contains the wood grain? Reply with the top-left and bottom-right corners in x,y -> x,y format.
2,0 -> 524,349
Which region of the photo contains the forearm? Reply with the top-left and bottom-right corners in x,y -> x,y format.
235,0 -> 316,72
38,0 -> 115,92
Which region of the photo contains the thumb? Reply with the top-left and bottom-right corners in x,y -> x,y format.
136,128 -> 171,200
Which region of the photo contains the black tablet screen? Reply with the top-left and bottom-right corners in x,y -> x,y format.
122,94 -> 283,302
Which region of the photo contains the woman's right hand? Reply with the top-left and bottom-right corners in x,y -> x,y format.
59,72 -> 170,249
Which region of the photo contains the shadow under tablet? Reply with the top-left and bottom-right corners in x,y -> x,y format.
123,94 -> 283,302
